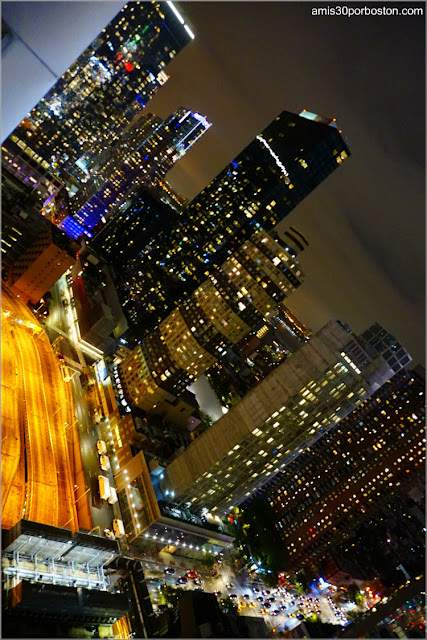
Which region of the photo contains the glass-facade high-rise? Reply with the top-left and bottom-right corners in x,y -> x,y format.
100,109 -> 350,334
159,321 -> 410,514
5,2 -> 194,185
118,228 -> 305,412
162,109 -> 350,281
59,108 -> 211,237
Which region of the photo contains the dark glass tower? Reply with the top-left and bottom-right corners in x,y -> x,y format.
361,322 -> 412,373
163,109 -> 350,282
5,2 -> 193,185
89,188 -> 187,326
102,109 -> 349,334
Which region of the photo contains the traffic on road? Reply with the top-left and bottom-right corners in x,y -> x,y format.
141,557 -> 351,632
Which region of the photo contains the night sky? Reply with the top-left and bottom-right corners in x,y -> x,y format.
145,2 -> 425,365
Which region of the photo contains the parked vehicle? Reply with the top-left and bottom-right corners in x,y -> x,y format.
112,519 -> 125,538
108,486 -> 118,504
96,440 -> 107,454
99,454 -> 110,471
99,456 -> 110,471
98,475 -> 110,500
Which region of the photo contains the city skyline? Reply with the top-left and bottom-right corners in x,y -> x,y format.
143,1 -> 425,365
1,2 -> 425,638
3,2 -> 424,363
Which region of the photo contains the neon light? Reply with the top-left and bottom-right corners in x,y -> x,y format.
256,135 -> 289,177
184,24 -> 195,39
178,111 -> 191,124
192,111 -> 211,129
167,1 -> 184,24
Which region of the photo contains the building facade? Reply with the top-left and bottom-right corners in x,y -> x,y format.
256,368 -> 425,571
118,228 -> 305,412
105,109 -> 349,333
159,321 -> 411,514
157,109 -> 349,284
5,2 -> 194,185
9,227 -> 76,304
60,108 -> 211,237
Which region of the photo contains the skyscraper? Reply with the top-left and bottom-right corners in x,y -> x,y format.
160,109 -> 350,282
118,228 -> 305,412
361,323 -> 412,373
159,321 -> 410,514
5,1 -> 194,185
255,368 -> 425,571
59,108 -> 211,237
104,109 -> 350,333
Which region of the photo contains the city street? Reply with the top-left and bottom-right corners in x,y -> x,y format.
1,285 -> 78,531
44,277 -> 121,536
140,552 -> 349,632
48,278 -> 121,535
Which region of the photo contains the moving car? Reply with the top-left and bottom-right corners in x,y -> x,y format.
164,567 -> 176,575
186,570 -> 197,579
176,576 -> 188,585
226,583 -> 235,589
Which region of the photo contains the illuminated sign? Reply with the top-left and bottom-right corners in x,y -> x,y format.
156,70 -> 168,85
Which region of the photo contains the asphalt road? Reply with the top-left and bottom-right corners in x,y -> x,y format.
141,555 -> 350,631
70,375 -> 118,534
46,278 -> 119,536
1,285 -> 78,531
